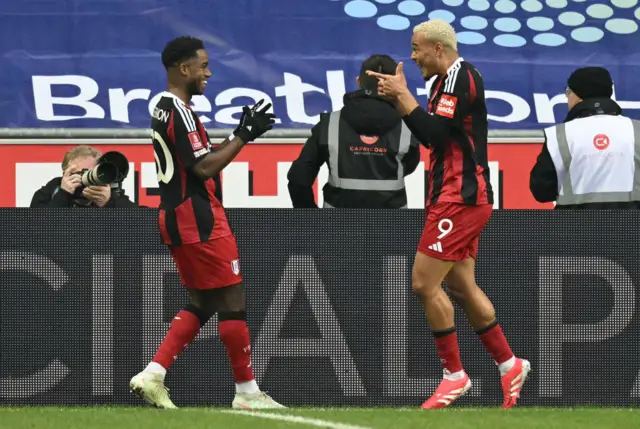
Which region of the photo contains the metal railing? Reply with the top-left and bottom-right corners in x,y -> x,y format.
0,128 -> 545,144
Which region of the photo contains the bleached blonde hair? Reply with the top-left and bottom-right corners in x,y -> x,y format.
413,19 -> 458,52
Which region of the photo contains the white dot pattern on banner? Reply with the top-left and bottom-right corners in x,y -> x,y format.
571,26 -> 605,41
428,9 -> 456,23
397,0 -> 425,16
521,0 -> 544,12
495,0 -> 517,13
587,4 -> 614,18
377,14 -> 410,30
339,0 -> 640,41
528,16 -> 555,31
559,11 -> 586,26
546,0 -> 568,8
534,33 -> 567,45
605,18 -> 638,33
611,0 -> 638,8
495,17 -> 522,32
494,34 -> 527,46
461,15 -> 488,30
344,0 -> 377,18
457,31 -> 487,43
468,0 -> 490,11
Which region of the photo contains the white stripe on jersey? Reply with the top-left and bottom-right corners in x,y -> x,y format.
444,61 -> 461,94
172,98 -> 197,132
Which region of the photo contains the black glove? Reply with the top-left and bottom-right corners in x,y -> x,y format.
233,99 -> 276,144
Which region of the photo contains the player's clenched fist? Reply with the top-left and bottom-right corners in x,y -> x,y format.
234,99 -> 276,144
60,164 -> 83,194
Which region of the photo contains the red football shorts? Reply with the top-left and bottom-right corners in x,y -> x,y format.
418,202 -> 493,261
169,234 -> 243,290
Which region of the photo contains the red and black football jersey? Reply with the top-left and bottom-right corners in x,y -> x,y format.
426,58 -> 493,206
151,91 -> 232,246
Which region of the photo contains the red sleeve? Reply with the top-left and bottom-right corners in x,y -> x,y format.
169,99 -> 208,168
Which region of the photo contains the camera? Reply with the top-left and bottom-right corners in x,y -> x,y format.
73,151 -> 130,198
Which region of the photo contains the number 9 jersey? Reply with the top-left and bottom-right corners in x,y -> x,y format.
151,91 -> 232,246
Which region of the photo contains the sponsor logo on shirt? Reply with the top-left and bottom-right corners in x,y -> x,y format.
360,135 -> 379,145
435,94 -> 458,119
188,131 -> 203,150
350,135 -> 386,155
593,134 -> 610,151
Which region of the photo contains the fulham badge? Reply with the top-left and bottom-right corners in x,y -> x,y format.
231,259 -> 240,275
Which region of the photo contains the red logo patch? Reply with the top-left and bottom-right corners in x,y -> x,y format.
188,132 -> 203,150
360,135 -> 379,145
593,134 -> 610,151
435,94 -> 458,119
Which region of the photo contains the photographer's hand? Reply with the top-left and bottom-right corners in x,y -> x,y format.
60,164 -> 83,194
83,185 -> 111,207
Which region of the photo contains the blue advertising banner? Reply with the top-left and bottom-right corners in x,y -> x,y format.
3,0 -> 640,130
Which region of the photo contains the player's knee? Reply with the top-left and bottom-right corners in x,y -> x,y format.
217,311 -> 248,341
184,303 -> 213,327
411,273 -> 440,299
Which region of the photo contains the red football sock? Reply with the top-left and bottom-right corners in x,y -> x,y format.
433,329 -> 464,374
152,309 -> 201,369
219,320 -> 255,383
477,323 -> 514,364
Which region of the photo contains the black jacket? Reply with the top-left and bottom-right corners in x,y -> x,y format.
30,177 -> 138,208
529,98 -> 639,209
287,90 -> 420,208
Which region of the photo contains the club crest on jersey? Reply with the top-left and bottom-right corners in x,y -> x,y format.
436,94 -> 458,119
188,131 -> 203,150
231,259 -> 240,275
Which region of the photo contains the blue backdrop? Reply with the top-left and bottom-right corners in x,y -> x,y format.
3,0 -> 640,129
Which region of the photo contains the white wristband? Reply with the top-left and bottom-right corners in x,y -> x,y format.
228,132 -> 236,141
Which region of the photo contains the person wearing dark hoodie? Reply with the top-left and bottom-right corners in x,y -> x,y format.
287,54 -> 420,208
530,67 -> 640,210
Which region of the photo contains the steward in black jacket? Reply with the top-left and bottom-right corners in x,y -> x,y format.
287,55 -> 420,209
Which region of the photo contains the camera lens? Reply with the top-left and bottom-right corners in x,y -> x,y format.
81,163 -> 118,187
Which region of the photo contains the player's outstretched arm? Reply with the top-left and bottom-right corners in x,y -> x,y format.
191,100 -> 276,180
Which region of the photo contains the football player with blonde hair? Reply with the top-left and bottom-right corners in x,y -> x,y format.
368,19 -> 531,409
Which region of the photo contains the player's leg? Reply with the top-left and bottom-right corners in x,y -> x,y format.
415,203 -> 476,409
413,251 -> 472,409
208,282 -> 285,409
445,257 -> 497,330
129,245 -> 214,409
185,234 -> 283,409
445,242 -> 531,408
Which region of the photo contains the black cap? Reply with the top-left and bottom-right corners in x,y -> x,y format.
567,67 -> 613,100
359,54 -> 398,92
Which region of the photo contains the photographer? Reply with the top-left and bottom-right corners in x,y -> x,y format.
30,145 -> 137,208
